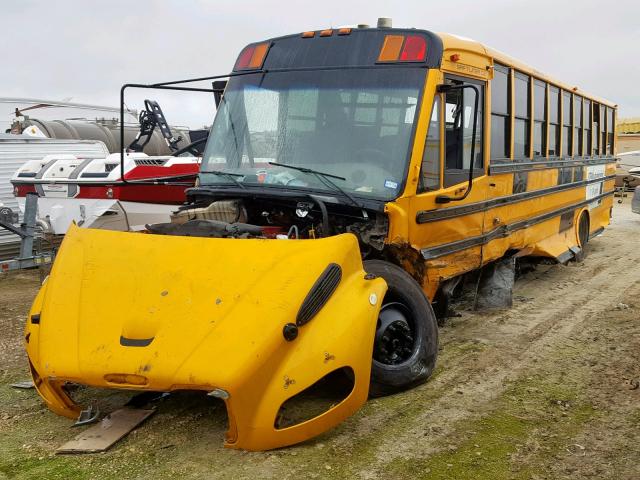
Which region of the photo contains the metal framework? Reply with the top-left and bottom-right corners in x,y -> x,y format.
0,193 -> 53,271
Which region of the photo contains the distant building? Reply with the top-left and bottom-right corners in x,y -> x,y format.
617,117 -> 640,153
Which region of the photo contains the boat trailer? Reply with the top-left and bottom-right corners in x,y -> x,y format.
0,193 -> 54,271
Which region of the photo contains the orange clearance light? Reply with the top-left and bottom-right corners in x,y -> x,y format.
400,35 -> 427,61
449,53 -> 460,62
338,28 -> 351,35
320,29 -> 333,37
378,34 -> 404,62
302,31 -> 315,38
234,42 -> 269,70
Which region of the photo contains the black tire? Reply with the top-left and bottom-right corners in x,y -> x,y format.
577,211 -> 590,251
364,260 -> 438,397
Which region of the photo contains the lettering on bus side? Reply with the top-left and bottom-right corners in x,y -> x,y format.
586,165 -> 606,209
452,63 -> 488,78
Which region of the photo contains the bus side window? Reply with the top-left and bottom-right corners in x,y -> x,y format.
443,79 -> 484,188
418,96 -> 441,192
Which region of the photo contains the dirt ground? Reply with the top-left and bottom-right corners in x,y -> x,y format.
1,199 -> 638,480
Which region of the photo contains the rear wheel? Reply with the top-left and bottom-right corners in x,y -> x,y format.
577,211 -> 590,251
364,260 -> 438,397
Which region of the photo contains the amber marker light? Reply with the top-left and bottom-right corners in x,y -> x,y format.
378,35 -> 404,62
320,29 -> 333,37
235,42 -> 270,70
378,34 -> 427,62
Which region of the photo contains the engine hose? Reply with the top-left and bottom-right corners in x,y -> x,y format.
308,194 -> 330,237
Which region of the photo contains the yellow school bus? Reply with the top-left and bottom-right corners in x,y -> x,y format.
24,22 -> 616,451
410,33 -> 616,302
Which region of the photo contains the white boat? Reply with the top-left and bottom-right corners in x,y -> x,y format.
11,152 -> 200,234
0,134 -> 109,258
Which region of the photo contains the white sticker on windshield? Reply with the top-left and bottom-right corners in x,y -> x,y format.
384,179 -> 398,189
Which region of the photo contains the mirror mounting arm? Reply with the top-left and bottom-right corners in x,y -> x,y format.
435,83 -> 480,204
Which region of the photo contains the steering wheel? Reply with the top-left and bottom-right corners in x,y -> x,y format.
172,137 -> 208,157
286,178 -> 307,187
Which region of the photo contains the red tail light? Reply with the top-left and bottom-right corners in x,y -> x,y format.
378,34 -> 427,63
235,46 -> 255,70
400,35 -> 427,61
234,42 -> 269,70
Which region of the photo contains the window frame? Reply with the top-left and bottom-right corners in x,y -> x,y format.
583,99 -> 592,155
599,104 -> 606,155
607,106 -> 615,155
513,71 -> 531,161
561,90 -> 572,157
573,95 -> 582,156
442,74 -> 486,188
532,79 -> 547,158
490,63 -> 511,163
548,85 -> 560,157
417,95 -> 442,192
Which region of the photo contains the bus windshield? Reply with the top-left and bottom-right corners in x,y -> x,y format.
200,68 -> 426,201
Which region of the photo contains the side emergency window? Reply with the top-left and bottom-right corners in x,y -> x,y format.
418,97 -> 441,192
549,86 -> 560,156
443,78 -> 484,188
490,64 -> 510,162
514,72 -> 531,160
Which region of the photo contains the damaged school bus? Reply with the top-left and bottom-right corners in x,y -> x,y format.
25,21 -> 617,451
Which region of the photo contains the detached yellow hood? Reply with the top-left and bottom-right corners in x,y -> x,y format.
25,224 -> 386,450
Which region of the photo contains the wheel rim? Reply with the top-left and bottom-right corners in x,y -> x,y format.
373,302 -> 416,365
579,213 -> 589,247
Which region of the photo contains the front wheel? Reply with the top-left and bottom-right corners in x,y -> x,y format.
364,260 -> 439,397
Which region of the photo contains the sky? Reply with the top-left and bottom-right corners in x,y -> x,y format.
1,0 -> 639,128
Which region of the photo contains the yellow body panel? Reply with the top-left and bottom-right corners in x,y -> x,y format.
25,225 -> 386,451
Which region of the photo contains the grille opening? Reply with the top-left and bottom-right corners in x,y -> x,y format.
63,386 -> 229,431
63,383 -> 139,412
134,158 -> 168,166
274,367 -> 355,430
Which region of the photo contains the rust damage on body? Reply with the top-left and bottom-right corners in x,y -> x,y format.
384,242 -> 427,286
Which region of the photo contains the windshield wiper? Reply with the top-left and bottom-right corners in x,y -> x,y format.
268,162 -> 361,208
199,170 -> 246,189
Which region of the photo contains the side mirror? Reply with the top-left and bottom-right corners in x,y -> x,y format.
434,83 -> 480,204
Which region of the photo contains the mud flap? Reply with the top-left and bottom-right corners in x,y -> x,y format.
25,225 -> 387,450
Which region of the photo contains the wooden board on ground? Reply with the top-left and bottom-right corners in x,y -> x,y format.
57,408 -> 155,454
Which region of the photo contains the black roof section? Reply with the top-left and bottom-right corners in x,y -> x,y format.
233,28 -> 443,71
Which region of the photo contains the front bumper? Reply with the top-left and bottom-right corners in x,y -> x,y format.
25,226 -> 386,450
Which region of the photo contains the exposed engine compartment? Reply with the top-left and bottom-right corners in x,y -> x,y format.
146,196 -> 389,258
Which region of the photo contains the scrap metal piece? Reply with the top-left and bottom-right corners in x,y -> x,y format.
10,380 -> 35,389
58,408 -> 155,454
0,205 -> 19,224
74,405 -> 100,427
